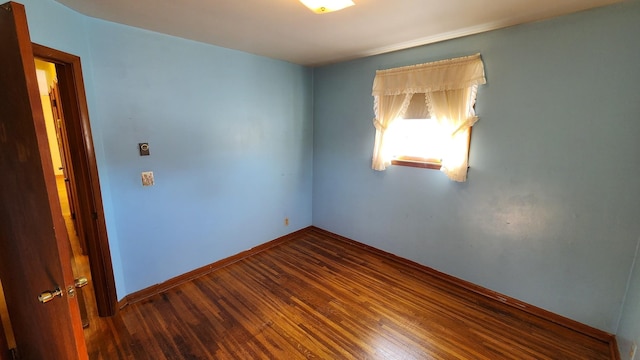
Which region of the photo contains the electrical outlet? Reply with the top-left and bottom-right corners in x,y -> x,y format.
141,171 -> 154,186
631,342 -> 637,360
284,217 -> 289,226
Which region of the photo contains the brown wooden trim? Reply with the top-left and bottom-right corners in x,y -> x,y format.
466,124 -> 473,165
119,227 -> 313,308
308,226 -> 618,350
32,43 -> 118,317
391,158 -> 441,170
610,338 -> 621,360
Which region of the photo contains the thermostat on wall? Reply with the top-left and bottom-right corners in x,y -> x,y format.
139,142 -> 150,156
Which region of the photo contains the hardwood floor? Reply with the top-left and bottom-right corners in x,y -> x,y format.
83,228 -> 616,359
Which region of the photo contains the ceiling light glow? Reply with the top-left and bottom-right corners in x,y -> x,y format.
299,0 -> 355,14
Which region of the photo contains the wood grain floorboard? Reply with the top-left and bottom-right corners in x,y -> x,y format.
83,229 -> 614,359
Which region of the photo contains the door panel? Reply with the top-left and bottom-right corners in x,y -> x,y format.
0,2 -> 87,359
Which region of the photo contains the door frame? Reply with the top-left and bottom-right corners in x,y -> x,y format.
32,43 -> 117,317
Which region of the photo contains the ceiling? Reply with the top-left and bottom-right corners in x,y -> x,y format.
55,0 -> 622,66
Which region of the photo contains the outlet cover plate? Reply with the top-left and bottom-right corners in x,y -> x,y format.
141,171 -> 154,186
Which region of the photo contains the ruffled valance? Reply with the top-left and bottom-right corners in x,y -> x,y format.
371,53 -> 486,181
372,53 -> 486,96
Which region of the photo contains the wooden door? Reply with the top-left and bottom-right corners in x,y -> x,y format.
0,2 -> 87,359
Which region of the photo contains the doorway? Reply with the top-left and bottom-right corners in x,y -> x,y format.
30,43 -> 118,319
35,58 -> 91,328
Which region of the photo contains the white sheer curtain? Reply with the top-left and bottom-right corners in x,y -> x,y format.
371,54 -> 486,181
371,93 -> 413,170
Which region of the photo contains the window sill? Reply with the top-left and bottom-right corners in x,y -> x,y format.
391,158 -> 442,170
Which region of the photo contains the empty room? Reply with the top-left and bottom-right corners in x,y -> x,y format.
1,0 -> 639,359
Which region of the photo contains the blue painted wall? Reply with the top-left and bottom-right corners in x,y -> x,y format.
21,0 -> 313,296
312,1 -> 640,334
83,20 -> 314,294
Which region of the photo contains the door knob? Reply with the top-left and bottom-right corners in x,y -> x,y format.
67,277 -> 89,298
74,277 -> 88,288
38,287 -> 63,304
38,277 -> 88,303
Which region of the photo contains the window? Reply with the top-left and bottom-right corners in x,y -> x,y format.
384,94 -> 451,169
387,118 -> 450,170
370,54 -> 486,182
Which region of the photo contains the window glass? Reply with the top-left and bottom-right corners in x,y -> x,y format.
387,118 -> 445,164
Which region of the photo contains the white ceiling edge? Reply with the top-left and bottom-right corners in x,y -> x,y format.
53,0 -> 625,67
320,3 -> 624,67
